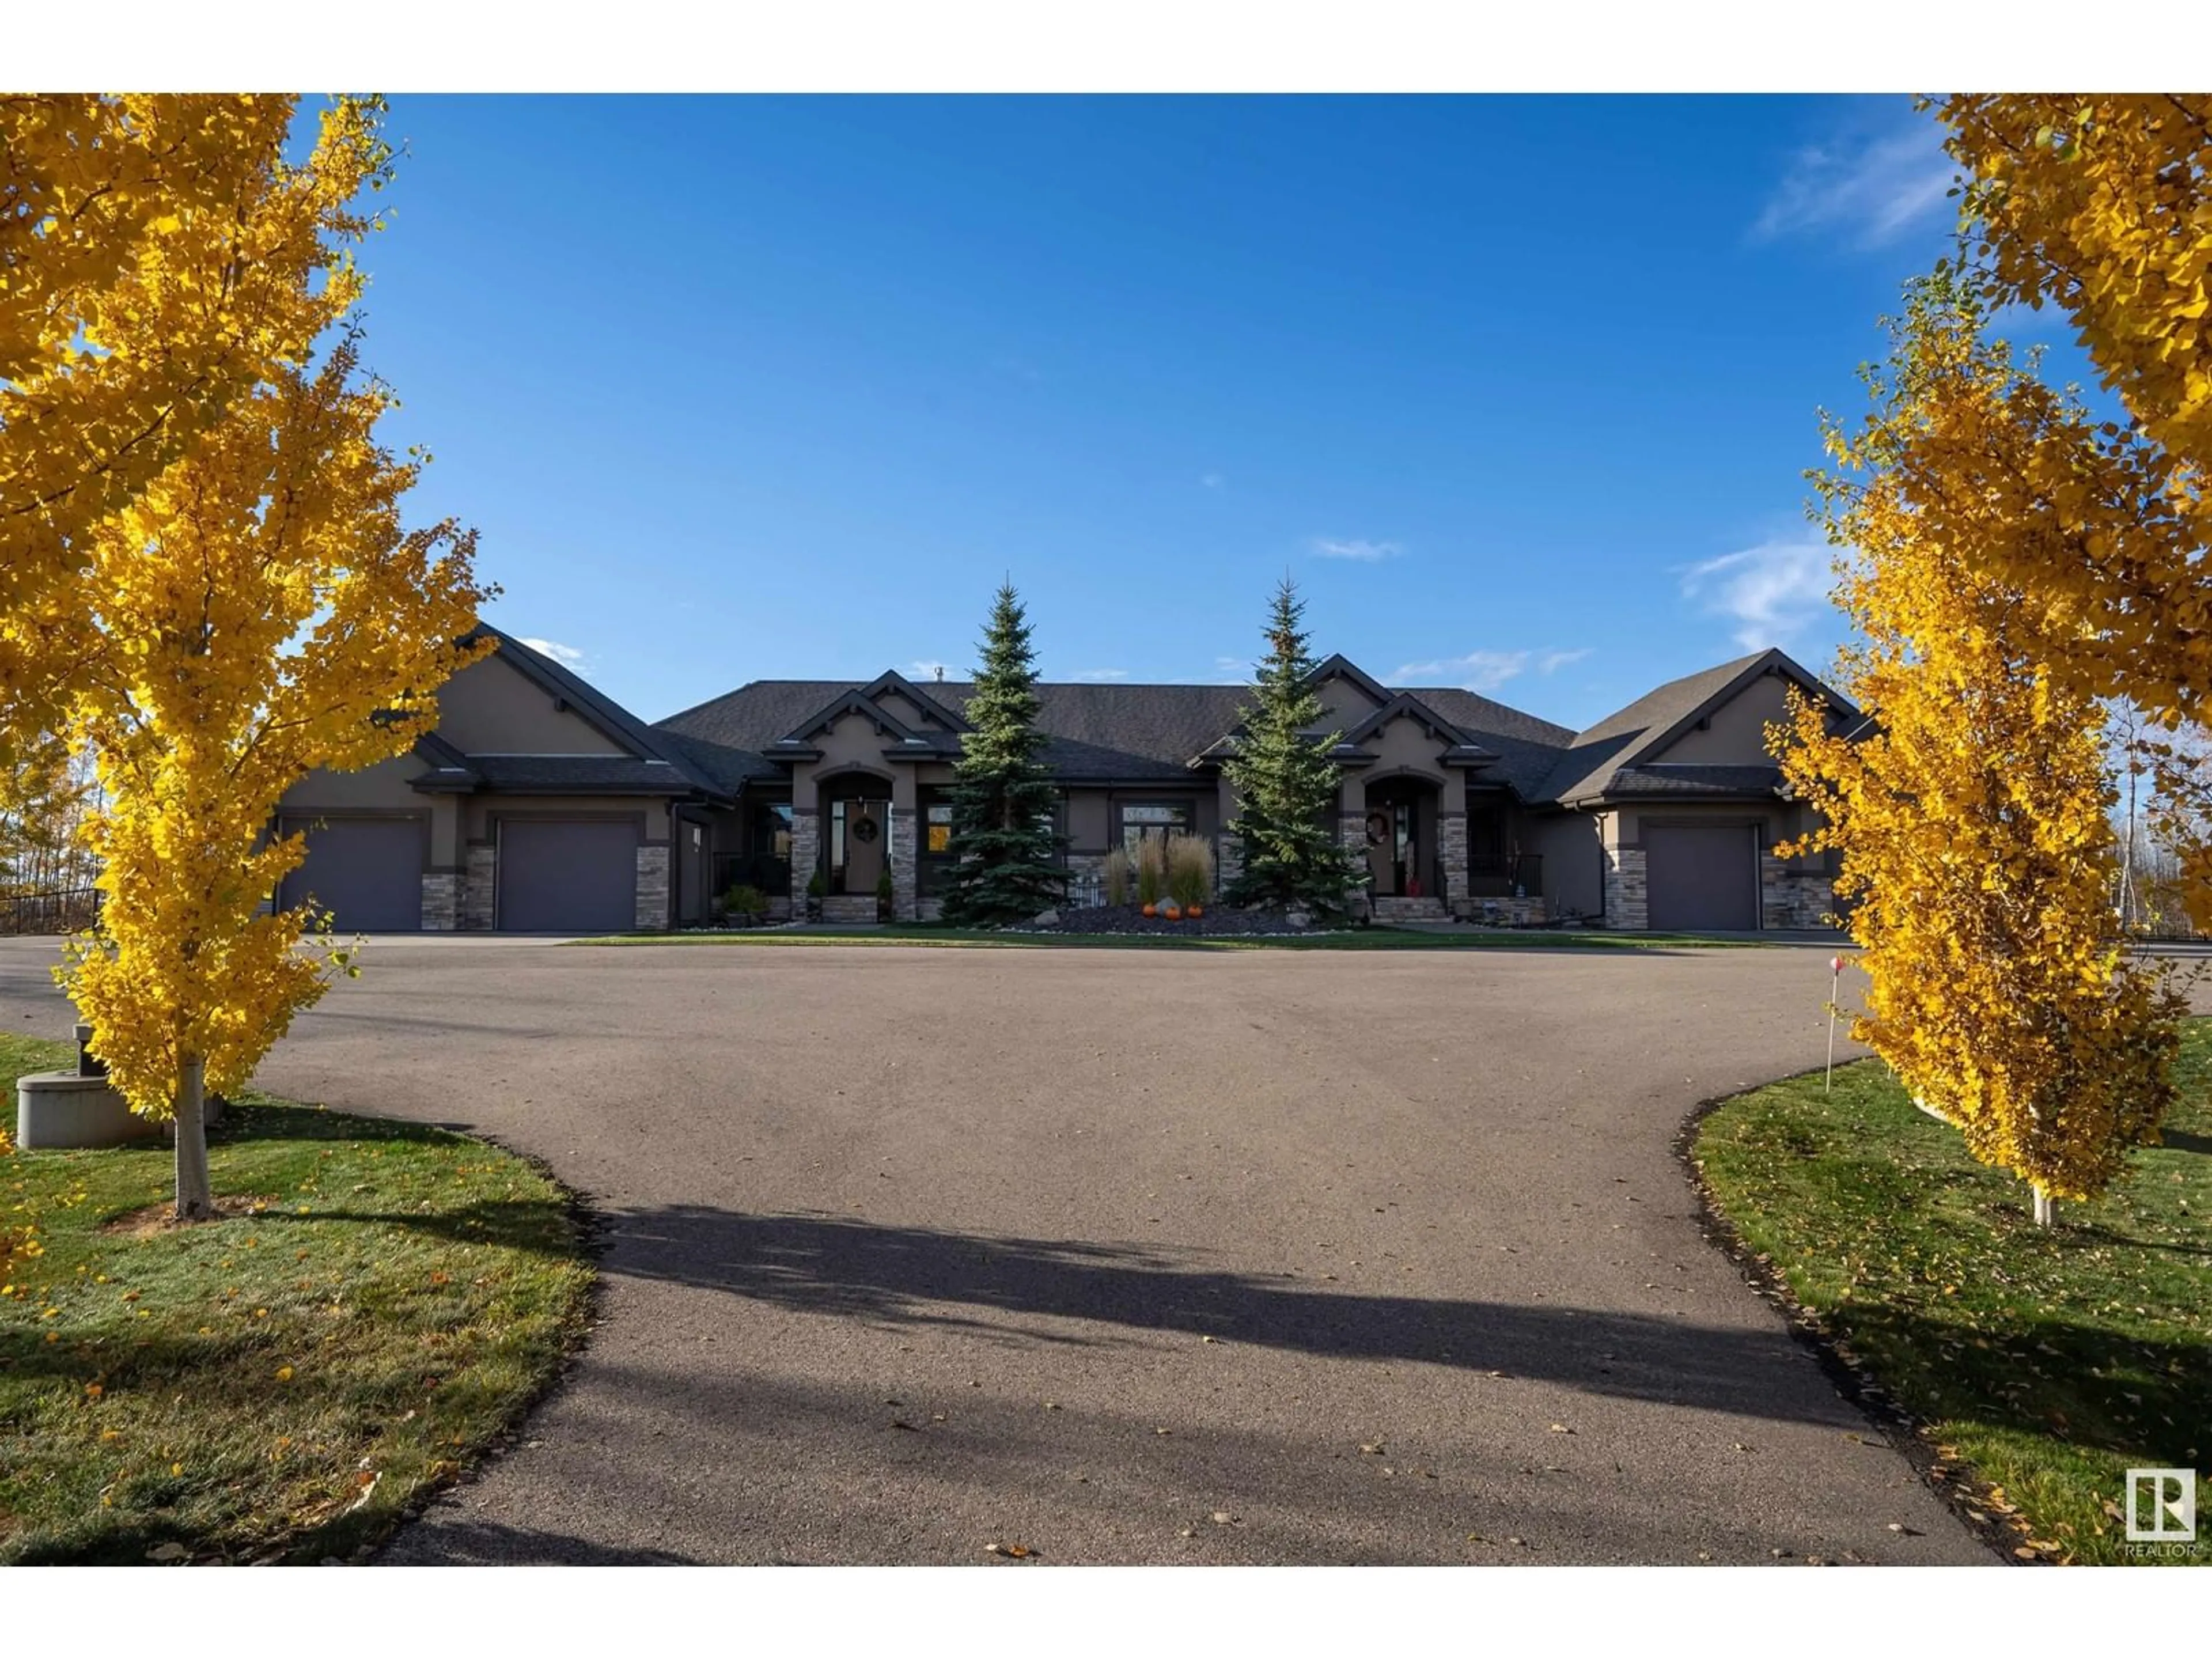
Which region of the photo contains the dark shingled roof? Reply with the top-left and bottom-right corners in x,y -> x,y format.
650,653 -> 1847,807
463,755 -> 699,794
656,729 -> 783,794
1600,764 -> 1787,798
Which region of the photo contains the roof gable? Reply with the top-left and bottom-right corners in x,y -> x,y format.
1539,648 -> 1854,805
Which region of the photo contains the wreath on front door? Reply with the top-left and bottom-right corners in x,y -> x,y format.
851,816 -> 880,844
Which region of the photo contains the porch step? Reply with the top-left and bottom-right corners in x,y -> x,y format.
1372,896 -> 1449,922
818,896 -> 880,925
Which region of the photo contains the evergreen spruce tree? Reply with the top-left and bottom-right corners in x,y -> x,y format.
1221,578 -> 1367,915
938,583 -> 1066,927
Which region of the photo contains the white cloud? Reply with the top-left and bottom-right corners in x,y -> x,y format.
1679,540 -> 1836,650
1539,648 -> 1593,675
1752,118 -> 1959,249
909,659 -> 953,681
1212,654 -> 1255,683
517,637 -> 588,673
1391,650 -> 1532,694
1200,472 -> 1224,489
1312,537 -> 1401,562
1071,668 -> 1128,682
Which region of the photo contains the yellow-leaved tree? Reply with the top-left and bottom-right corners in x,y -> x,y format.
1,94 -> 384,754
1774,273 -> 2184,1225
1936,94 -> 2212,920
56,331 -> 492,1219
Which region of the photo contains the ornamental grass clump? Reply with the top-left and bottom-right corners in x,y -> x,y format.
1135,838 -> 1165,908
1166,832 -> 1214,910
1103,847 -> 1131,907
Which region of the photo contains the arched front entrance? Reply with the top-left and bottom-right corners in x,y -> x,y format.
1362,776 -> 1441,899
820,777 -> 893,897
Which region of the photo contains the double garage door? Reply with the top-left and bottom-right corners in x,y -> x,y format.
278,815 -> 641,933
1643,823 -> 1759,932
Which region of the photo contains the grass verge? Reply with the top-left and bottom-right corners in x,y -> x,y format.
1,1033 -> 593,1565
574,925 -> 1758,951
1690,1021 -> 2212,1566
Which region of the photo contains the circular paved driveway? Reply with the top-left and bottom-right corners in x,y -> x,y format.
1,936 -> 1995,1565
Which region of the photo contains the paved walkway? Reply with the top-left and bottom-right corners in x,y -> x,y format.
1,935 -> 2012,1564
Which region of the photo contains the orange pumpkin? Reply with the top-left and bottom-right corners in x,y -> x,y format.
1187,904 -> 1205,919
1163,903 -> 1183,921
1142,902 -> 1157,918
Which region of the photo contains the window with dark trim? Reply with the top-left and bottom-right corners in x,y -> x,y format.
1118,800 -> 1193,857
918,790 -> 959,896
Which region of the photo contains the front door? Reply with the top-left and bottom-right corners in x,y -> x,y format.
1363,799 -> 1421,895
830,797 -> 888,896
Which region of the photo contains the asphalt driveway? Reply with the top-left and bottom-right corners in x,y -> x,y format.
1,935 -> 2003,1564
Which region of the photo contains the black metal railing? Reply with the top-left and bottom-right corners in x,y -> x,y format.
1,887 -> 104,935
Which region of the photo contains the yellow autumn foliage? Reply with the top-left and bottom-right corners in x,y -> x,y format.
1774,274 -> 2183,1209
1937,96 -> 2212,922
0,94 -> 386,751
52,332 -> 493,1123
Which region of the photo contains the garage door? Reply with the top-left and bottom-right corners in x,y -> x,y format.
278,816 -> 423,932
1643,824 -> 1758,931
498,819 -> 639,933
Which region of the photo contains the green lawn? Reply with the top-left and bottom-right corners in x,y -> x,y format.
577,924 -> 1760,951
1693,1022 -> 2212,1566
1,1034 -> 593,1565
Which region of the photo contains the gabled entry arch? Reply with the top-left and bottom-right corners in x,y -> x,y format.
815,765 -> 897,899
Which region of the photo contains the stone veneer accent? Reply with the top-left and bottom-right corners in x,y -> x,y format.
1437,811 -> 1469,911
1214,832 -> 1243,893
1464,894 -> 1550,927
634,843 -> 670,932
789,808 -> 821,925
461,844 -> 497,930
888,806 -> 917,922
1760,850 -> 1836,930
1603,844 -> 1649,930
821,895 -> 877,925
419,872 -> 459,932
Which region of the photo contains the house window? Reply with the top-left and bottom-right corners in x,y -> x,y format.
918,793 -> 958,896
752,801 -> 793,861
1119,800 -> 1192,857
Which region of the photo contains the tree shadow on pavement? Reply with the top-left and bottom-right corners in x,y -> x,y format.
599,1205 -> 1855,1425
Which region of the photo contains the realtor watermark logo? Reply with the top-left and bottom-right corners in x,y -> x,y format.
2124,1469 -> 2198,1557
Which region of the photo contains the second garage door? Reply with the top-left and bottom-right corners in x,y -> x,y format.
1643,823 -> 1758,931
498,818 -> 640,933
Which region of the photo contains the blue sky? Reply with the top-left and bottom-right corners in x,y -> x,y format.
351,94 -> 2090,732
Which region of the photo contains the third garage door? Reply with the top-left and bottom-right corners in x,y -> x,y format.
498,818 -> 639,933
1643,823 -> 1758,931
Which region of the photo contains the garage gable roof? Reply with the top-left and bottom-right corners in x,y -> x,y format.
1538,648 -> 1850,806
435,626 -> 726,800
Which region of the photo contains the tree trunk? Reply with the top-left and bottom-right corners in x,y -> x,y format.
174,1054 -> 214,1222
2032,1184 -> 2055,1228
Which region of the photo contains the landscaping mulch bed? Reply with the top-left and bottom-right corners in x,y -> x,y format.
1025,904 -> 1342,938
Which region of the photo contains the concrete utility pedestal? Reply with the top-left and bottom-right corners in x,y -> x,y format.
14,1070 -> 161,1150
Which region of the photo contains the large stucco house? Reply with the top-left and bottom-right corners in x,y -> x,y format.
272,628 -> 1854,934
